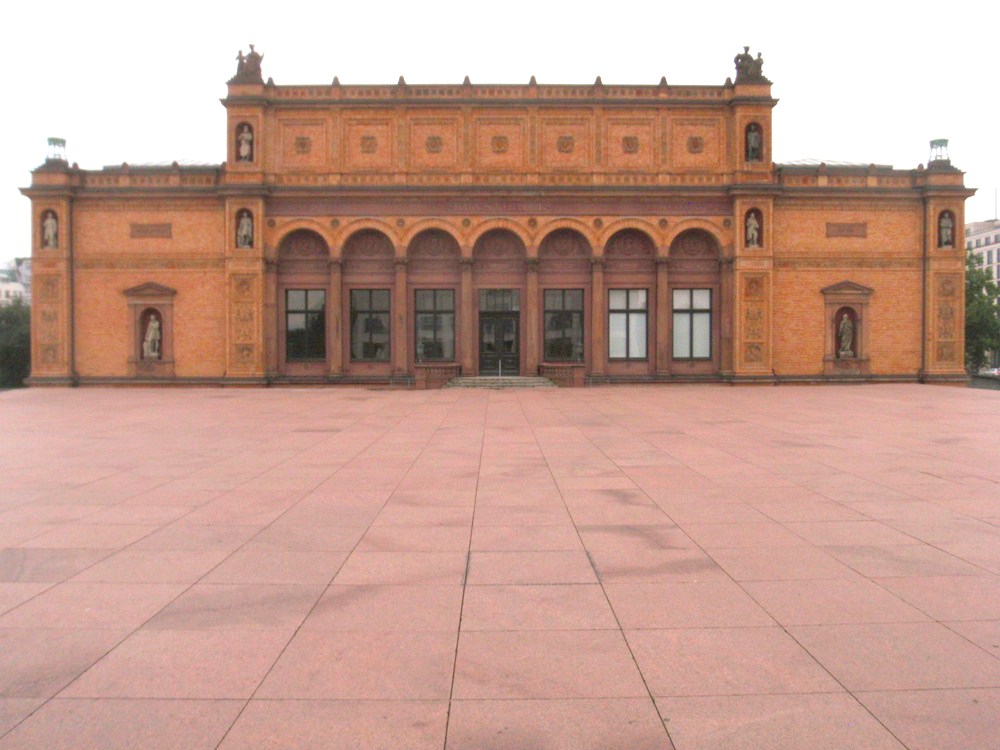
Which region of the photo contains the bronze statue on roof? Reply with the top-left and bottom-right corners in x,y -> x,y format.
734,47 -> 770,84
229,44 -> 264,84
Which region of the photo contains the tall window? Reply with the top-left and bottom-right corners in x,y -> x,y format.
286,289 -> 326,360
608,289 -> 647,359
673,289 -> 711,359
544,289 -> 584,361
350,289 -> 390,361
415,289 -> 455,361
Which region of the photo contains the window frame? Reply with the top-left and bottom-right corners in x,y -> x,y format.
543,288 -> 585,362
414,288 -> 456,362
608,288 -> 648,361
285,288 -> 327,362
349,288 -> 391,362
672,288 -> 713,360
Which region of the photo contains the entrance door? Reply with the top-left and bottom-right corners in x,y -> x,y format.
479,313 -> 519,375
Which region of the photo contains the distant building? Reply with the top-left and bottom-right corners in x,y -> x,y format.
0,276 -> 26,306
20,48 -> 973,386
966,219 -> 1000,280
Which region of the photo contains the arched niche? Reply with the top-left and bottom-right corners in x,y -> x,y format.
407,229 -> 461,282
835,306 -> 859,358
41,210 -> 59,249
236,122 -> 254,163
124,282 -> 175,378
605,228 -> 655,276
539,228 -> 591,278
744,208 -> 763,248
473,229 -> 526,281
342,229 -> 394,281
745,122 -> 763,162
937,210 -> 956,248
236,210 -> 254,249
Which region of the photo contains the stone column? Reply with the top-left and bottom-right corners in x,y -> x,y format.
590,257 -> 606,376
525,258 -> 540,374
393,258 -> 408,376
460,257 -> 475,374
328,259 -> 343,376
655,256 -> 671,373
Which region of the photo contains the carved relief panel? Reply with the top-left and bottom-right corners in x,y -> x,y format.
540,115 -> 591,170
605,117 -> 656,172
409,116 -> 461,171
279,120 -> 327,169
740,273 -> 769,369
670,117 -> 724,172
473,115 -> 527,171
343,118 -> 394,172
33,274 -> 64,371
934,273 -> 961,365
229,274 -> 259,372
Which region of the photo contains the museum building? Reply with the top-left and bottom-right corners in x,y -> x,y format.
22,48 -> 972,387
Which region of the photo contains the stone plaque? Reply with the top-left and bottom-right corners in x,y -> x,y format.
130,223 -> 173,239
826,222 -> 867,238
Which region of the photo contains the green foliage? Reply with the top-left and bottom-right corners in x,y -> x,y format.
965,250 -> 1000,371
0,299 -> 31,387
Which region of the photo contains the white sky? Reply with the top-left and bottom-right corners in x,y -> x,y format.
3,0 -> 997,265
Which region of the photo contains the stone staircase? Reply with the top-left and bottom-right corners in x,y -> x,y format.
444,376 -> 557,389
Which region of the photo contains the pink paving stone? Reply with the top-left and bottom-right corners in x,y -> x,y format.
0,698 -> 243,750
461,584 -> 619,631
453,630 -> 649,699
446,698 -> 673,750
257,630 -> 458,699
301,584 -> 464,632
655,693 -> 906,750
60,628 -> 291,699
218,699 -> 449,750
626,627 -> 842,696
2,385 -> 1000,746
855,688 -> 1000,750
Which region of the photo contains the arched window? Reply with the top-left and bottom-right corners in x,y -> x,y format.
745,123 -> 763,162
235,123 -> 254,163
938,211 -> 955,248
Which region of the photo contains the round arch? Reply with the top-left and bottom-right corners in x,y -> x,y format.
273,220 -> 333,254
400,219 -> 463,250
535,218 -> 598,252
598,219 -> 659,249
538,227 -> 592,259
472,227 -> 528,258
466,220 -> 533,258
664,219 -> 728,255
335,219 -> 400,258
277,227 -> 331,259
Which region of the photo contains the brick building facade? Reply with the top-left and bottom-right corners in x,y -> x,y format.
22,49 -> 972,387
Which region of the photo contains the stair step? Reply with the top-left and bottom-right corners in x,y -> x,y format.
445,376 -> 557,389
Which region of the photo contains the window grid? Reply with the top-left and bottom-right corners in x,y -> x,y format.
608,288 -> 648,360
350,289 -> 391,361
673,288 -> 712,360
285,289 -> 326,361
414,289 -> 455,361
544,289 -> 584,362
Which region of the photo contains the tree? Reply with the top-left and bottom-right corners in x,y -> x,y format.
0,299 -> 30,387
965,250 -> 1000,371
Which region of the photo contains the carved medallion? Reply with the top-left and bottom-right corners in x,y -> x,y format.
360,136 -> 378,154
937,342 -> 955,361
745,343 -> 763,363
236,344 -> 254,364
294,136 -> 312,155
938,276 -> 957,297
744,304 -> 764,339
622,136 -> 639,154
425,135 -> 443,153
491,135 -> 509,154
938,301 -> 955,338
234,305 -> 255,342
744,275 -> 765,298
41,345 -> 59,364
687,136 -> 705,154
556,136 -> 575,153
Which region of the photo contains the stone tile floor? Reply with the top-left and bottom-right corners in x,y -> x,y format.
0,384 -> 998,749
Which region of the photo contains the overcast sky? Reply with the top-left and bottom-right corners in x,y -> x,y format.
3,0 -> 996,265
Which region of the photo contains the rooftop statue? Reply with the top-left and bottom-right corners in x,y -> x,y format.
734,47 -> 770,84
229,44 -> 264,84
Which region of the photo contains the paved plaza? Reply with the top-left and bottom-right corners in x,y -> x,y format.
1,384 -> 999,749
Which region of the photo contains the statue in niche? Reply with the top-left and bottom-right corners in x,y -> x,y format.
746,124 -> 762,161
745,211 -> 761,247
939,212 -> 954,247
237,211 -> 253,248
142,313 -> 162,360
237,125 -> 253,162
838,312 -> 855,357
42,211 -> 58,248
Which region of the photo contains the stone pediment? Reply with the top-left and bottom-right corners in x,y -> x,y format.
821,281 -> 873,297
123,282 -> 177,298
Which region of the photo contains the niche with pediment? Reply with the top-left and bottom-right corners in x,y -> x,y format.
124,282 -> 176,378
822,281 -> 872,376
